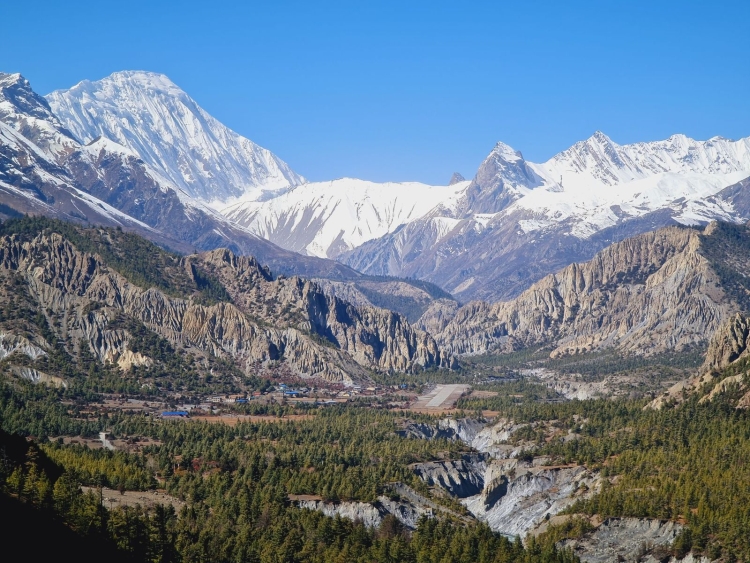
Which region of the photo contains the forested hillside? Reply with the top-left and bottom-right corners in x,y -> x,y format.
0,392 -> 577,563
457,366 -> 750,561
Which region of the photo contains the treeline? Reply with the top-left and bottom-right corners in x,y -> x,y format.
117,407 -> 471,504
43,441 -> 155,491
467,346 -> 703,381
456,379 -> 561,412
0,381 -> 101,439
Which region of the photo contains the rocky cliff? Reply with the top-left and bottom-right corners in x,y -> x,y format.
197,248 -> 455,373
435,224 -> 746,359
557,517 -> 685,563
650,311 -> 750,409
411,454 -> 487,498
0,221 -> 453,385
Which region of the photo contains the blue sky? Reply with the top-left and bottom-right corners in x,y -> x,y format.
2,0 -> 749,184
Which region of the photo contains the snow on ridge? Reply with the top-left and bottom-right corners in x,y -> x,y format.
511,170 -> 750,237
222,178 -> 470,258
459,131 -> 750,239
489,141 -> 525,162
46,70 -> 305,204
221,131 -> 750,258
535,132 -> 750,190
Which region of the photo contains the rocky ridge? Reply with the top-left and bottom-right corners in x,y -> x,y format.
198,248 -> 455,373
650,311 -> 750,409
342,135 -> 750,302
0,225 -> 453,384
433,224 -> 742,359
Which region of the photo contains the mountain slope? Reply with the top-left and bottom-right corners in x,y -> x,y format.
47,70 -> 305,203
222,178 -> 469,258
0,217 -> 453,387
343,133 -> 750,301
0,71 -> 381,282
433,222 -> 750,359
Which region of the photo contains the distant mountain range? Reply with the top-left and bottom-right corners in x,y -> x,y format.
3,69 -> 750,307
342,134 -> 750,301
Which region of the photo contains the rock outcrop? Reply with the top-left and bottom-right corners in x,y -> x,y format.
702,312 -> 750,370
295,485 -> 436,530
650,312 -> 750,409
297,499 -> 388,529
412,454 -> 487,498
397,418 -> 485,443
462,460 -> 597,537
558,517 -> 684,563
198,248 -> 455,373
415,299 -> 461,335
435,225 -> 739,359
0,227 -> 452,383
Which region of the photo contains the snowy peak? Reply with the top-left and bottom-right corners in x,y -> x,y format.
46,70 -> 305,203
543,130 -> 634,187
0,72 -> 80,155
455,140 -> 543,216
540,131 -> 750,190
0,72 -> 55,120
489,140 -> 525,162
449,172 -> 466,185
101,70 -> 185,95
222,177 -> 469,258
482,141 -> 541,188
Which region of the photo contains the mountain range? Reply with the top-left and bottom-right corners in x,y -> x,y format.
342,134 -> 750,301
3,67 -> 750,382
6,65 -> 750,563
0,217 -> 452,388
11,69 -> 750,303
0,71 -> 410,287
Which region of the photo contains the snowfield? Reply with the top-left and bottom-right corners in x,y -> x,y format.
47,71 -> 305,203
221,178 -> 470,257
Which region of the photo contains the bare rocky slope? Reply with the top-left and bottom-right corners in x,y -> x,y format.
0,220 -> 453,386
649,311 -> 750,409
434,222 -> 750,360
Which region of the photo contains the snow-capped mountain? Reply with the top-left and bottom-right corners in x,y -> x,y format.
221,131 -> 750,274
8,66 -> 750,307
537,131 -> 750,188
222,178 -> 470,258
514,132 -> 750,237
46,71 -> 305,203
0,71 -> 367,281
342,132 -> 750,301
0,72 -> 168,235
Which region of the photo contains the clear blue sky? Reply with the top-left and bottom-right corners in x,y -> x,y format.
2,0 -> 749,184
